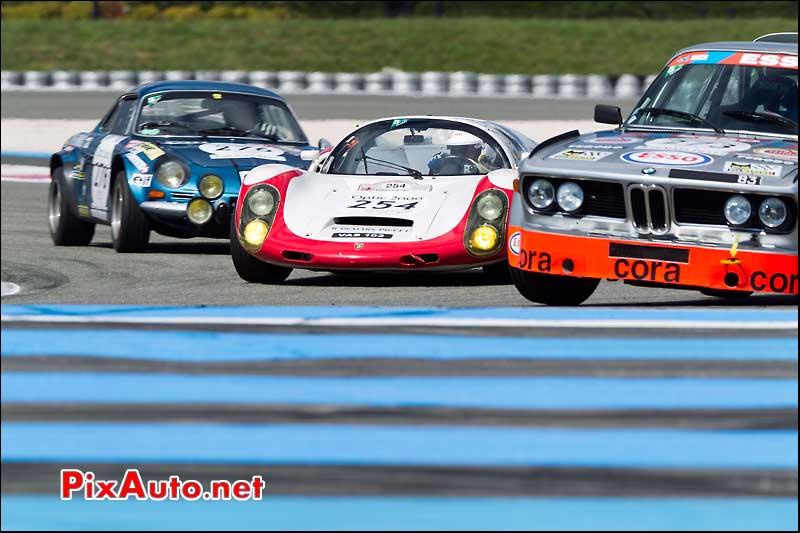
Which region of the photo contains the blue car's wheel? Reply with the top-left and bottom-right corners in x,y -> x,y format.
229,216 -> 292,284
48,166 -> 95,246
110,171 -> 150,253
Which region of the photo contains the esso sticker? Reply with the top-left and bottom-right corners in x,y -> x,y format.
508,231 -> 521,255
589,136 -> 640,144
737,53 -> 797,69
199,143 -> 287,161
642,137 -> 751,155
621,151 -> 713,166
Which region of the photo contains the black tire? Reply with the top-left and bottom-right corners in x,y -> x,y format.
109,172 -> 150,253
700,288 -> 753,300
482,261 -> 512,284
229,217 -> 292,284
510,267 -> 599,306
48,166 -> 95,246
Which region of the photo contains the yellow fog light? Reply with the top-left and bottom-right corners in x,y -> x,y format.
187,198 -> 213,225
243,219 -> 269,249
199,174 -> 224,199
469,225 -> 499,252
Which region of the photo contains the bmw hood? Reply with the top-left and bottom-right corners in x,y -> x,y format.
158,140 -> 310,170
525,130 -> 798,186
281,172 -> 495,243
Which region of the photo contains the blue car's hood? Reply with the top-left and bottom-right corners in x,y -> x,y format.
158,139 -> 310,170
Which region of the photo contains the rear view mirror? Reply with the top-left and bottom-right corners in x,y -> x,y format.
301,149 -> 320,161
594,104 -> 623,126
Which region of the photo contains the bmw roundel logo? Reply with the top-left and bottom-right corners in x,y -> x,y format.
509,232 -> 521,255
642,167 -> 656,175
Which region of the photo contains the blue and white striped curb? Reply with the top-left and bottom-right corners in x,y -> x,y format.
0,70 -> 657,98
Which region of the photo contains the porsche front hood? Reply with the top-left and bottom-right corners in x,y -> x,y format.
282,173 -> 487,242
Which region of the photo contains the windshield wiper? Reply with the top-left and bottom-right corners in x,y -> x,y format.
355,153 -> 423,180
722,109 -> 798,131
637,107 -> 726,134
138,120 -> 195,132
197,126 -> 280,142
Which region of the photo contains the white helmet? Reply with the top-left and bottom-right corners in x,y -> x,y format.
447,130 -> 482,147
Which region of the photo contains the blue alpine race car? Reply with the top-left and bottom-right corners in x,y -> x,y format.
48,80 -> 326,252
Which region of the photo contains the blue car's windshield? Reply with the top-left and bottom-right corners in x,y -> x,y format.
135,91 -> 308,144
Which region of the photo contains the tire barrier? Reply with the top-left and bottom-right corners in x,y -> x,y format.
0,70 -> 652,98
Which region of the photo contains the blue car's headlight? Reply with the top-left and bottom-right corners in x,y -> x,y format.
156,159 -> 188,189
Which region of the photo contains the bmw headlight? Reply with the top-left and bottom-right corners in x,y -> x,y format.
248,188 -> 275,216
156,160 -> 188,189
556,182 -> 584,212
476,192 -> 504,220
199,174 -> 224,199
758,197 -> 787,228
723,195 -> 752,226
527,179 -> 554,209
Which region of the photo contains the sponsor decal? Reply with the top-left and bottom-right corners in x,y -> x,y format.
749,271 -> 798,294
550,149 -> 612,162
199,143 -> 286,161
518,247 -> 553,272
391,119 -> 408,128
77,205 -> 89,217
735,154 -> 793,165
666,65 -> 683,76
345,136 -> 359,149
146,94 -> 162,106
332,232 -> 393,239
753,147 -> 798,161
125,152 -> 150,172
90,134 -> 126,209
568,144 -> 626,150
127,142 -> 164,160
334,225 -> 410,234
508,231 -> 521,255
591,135 -> 642,144
621,151 -> 713,166
614,259 -> 682,283
130,173 -> 153,187
139,128 -> 160,136
212,93 -> 223,99
641,137 -> 751,155
668,51 -> 798,70
723,161 -> 782,177
358,180 -> 433,192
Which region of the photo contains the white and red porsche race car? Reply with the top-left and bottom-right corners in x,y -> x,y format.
230,116 -> 536,283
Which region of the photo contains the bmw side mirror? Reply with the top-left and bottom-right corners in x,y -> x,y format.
594,104 -> 623,126
318,138 -> 332,150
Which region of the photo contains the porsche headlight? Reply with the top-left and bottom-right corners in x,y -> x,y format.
243,219 -> 269,249
199,174 -> 224,200
469,225 -> 499,251
248,188 -> 275,216
156,160 -> 188,189
724,195 -> 752,226
476,192 -> 504,220
527,179 -> 554,209
758,197 -> 787,228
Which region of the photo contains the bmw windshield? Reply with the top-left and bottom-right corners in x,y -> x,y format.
135,91 -> 308,144
627,51 -> 798,138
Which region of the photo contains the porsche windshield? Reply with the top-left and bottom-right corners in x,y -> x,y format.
627,55 -> 798,137
135,91 -> 308,143
325,119 -> 509,177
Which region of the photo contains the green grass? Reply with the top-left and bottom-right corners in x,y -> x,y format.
2,18 -> 796,74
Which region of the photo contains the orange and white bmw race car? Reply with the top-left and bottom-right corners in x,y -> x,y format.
508,34 -> 798,305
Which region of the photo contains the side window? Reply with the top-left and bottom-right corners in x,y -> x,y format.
97,101 -> 120,134
111,98 -> 137,135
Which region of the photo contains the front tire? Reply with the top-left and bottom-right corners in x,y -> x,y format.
48,166 -> 95,246
229,217 -> 292,284
510,268 -> 599,306
482,261 -> 512,283
110,172 -> 150,253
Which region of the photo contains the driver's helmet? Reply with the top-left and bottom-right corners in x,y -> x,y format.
447,130 -> 484,160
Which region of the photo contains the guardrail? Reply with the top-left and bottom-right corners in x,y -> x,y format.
0,70 -> 656,98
